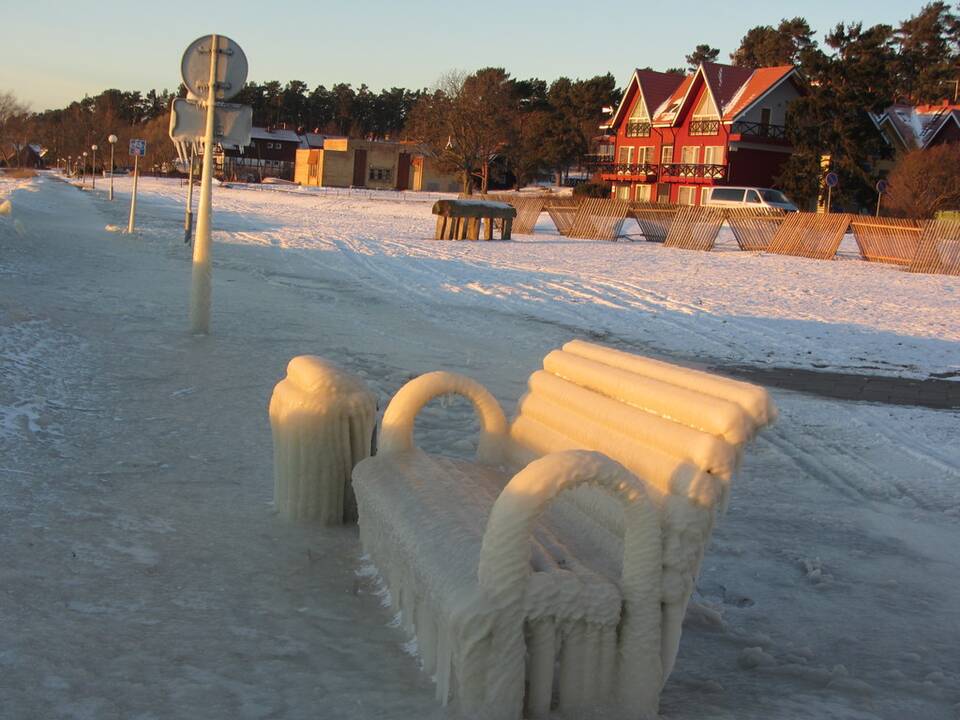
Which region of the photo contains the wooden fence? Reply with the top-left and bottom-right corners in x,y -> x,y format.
726,208 -> 785,251
544,197 -> 581,236
663,206 -> 728,251
767,212 -> 852,260
907,219 -> 960,275
568,198 -> 630,240
629,203 -> 680,243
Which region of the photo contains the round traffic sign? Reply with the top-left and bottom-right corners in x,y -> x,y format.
180,35 -> 248,102
825,172 -> 839,188
876,179 -> 889,194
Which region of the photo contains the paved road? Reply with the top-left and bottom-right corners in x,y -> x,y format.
718,365 -> 960,410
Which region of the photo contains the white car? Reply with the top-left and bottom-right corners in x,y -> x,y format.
705,186 -> 798,212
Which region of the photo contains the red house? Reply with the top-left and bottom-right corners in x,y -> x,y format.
594,62 -> 804,204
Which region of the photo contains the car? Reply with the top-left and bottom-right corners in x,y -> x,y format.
705,186 -> 798,212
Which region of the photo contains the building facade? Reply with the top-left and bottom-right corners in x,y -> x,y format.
872,102 -> 960,152
591,63 -> 804,204
217,127 -> 302,181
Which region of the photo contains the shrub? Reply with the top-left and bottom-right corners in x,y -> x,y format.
573,181 -> 612,198
885,144 -> 960,218
0,168 -> 36,179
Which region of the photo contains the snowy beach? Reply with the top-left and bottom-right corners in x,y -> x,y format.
1,173 -> 958,719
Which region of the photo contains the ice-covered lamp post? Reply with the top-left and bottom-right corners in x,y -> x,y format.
67,155 -> 71,176
91,144 -> 98,189
107,135 -> 117,200
81,151 -> 88,186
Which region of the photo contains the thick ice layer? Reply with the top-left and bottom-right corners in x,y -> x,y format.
269,355 -> 376,524
354,347 -> 775,718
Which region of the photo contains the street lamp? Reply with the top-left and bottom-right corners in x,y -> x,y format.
108,134 -> 118,200
67,155 -> 72,176
82,151 -> 88,187
91,144 -> 98,190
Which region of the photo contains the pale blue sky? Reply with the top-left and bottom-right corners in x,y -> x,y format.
2,0 -> 921,111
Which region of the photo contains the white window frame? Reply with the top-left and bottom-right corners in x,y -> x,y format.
636,146 -> 653,165
615,184 -> 631,200
703,146 -> 724,165
617,146 -> 634,165
678,186 -> 697,205
700,187 -> 712,205
635,184 -> 653,202
661,145 -> 674,163
680,146 -> 700,164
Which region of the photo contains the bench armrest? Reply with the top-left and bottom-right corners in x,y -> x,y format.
478,450 -> 663,714
379,371 -> 509,464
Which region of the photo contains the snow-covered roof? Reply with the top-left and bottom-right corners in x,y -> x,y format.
250,127 -> 301,144
873,103 -> 960,150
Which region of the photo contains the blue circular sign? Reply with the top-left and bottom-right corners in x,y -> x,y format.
825,172 -> 839,188
876,179 -> 888,194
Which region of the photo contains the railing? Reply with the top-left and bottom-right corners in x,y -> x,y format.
625,121 -> 652,138
730,121 -> 788,141
660,163 -> 727,180
689,119 -> 720,136
587,161 -> 659,176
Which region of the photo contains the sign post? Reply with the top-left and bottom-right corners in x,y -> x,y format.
179,33 -> 249,335
184,150 -> 196,243
875,179 -> 888,217
127,138 -> 146,233
825,172 -> 839,214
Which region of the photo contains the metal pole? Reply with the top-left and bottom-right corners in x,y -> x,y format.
109,145 -> 115,200
127,154 -> 139,233
190,34 -> 219,334
876,192 -> 882,217
826,185 -> 832,214
184,149 -> 195,243
92,147 -> 97,189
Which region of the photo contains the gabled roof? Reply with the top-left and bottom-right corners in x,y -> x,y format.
607,69 -> 685,129
722,66 -> 797,121
872,103 -> 960,150
652,74 -> 694,124
701,62 -> 755,114
250,127 -> 301,143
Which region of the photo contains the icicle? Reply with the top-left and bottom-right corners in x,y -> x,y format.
525,618 -> 556,718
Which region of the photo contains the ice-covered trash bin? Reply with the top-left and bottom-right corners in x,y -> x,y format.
269,355 -> 377,524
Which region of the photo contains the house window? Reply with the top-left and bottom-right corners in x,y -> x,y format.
636,146 -> 653,165
680,146 -> 700,170
657,184 -> 671,203
760,108 -> 772,128
661,145 -> 674,163
700,187 -> 712,205
635,184 -> 653,202
690,91 -> 720,135
617,146 -> 633,168
615,184 -> 631,201
703,146 -> 724,165
369,167 -> 393,182
678,186 -> 697,205
626,96 -> 651,137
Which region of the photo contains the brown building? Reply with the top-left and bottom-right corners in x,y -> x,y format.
294,138 -> 460,191
217,127 -> 301,181
872,102 -> 960,152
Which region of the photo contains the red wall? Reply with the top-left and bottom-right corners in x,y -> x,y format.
727,148 -> 790,188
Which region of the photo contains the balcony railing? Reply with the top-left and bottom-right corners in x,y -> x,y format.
689,119 -> 720,136
625,121 -> 652,138
660,163 -> 727,180
731,120 -> 787,141
586,161 -> 658,176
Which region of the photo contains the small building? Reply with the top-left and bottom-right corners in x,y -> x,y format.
591,62 -> 805,204
294,138 -> 460,192
2,143 -> 47,169
217,126 -> 301,181
872,102 -> 960,152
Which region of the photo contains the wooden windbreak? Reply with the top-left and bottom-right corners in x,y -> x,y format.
545,196 -> 581,236
725,208 -> 785,251
663,206 -> 728,251
907,219 -> 960,275
629,203 -> 681,243
848,218 -> 922,266
568,199 -> 630,240
767,212 -> 851,260
508,196 -> 546,235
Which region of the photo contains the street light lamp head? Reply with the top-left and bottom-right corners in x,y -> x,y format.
92,144 -> 98,151
108,134 -> 118,144
83,151 -> 88,157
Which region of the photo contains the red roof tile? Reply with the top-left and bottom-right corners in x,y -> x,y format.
722,65 -> 796,121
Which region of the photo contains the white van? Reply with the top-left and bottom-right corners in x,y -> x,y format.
705,186 -> 798,212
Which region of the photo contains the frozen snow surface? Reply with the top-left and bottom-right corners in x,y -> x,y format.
0,173 -> 958,719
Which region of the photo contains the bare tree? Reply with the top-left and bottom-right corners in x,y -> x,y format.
407,69 -> 515,193
0,91 -> 29,167
886,144 -> 960,218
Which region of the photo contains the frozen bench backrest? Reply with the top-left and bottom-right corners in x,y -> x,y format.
506,339 -> 777,508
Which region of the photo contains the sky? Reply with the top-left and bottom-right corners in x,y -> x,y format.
2,0 -> 921,112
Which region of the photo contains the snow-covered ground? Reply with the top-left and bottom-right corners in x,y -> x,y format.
1,173 -> 958,719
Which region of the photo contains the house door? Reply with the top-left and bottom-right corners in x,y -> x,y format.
396,153 -> 411,190
352,149 -> 367,187
656,184 -> 671,203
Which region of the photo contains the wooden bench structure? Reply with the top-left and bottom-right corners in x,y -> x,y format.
433,199 -> 517,240
353,340 -> 776,719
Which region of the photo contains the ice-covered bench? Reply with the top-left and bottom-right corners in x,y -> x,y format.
352,340 -> 776,719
